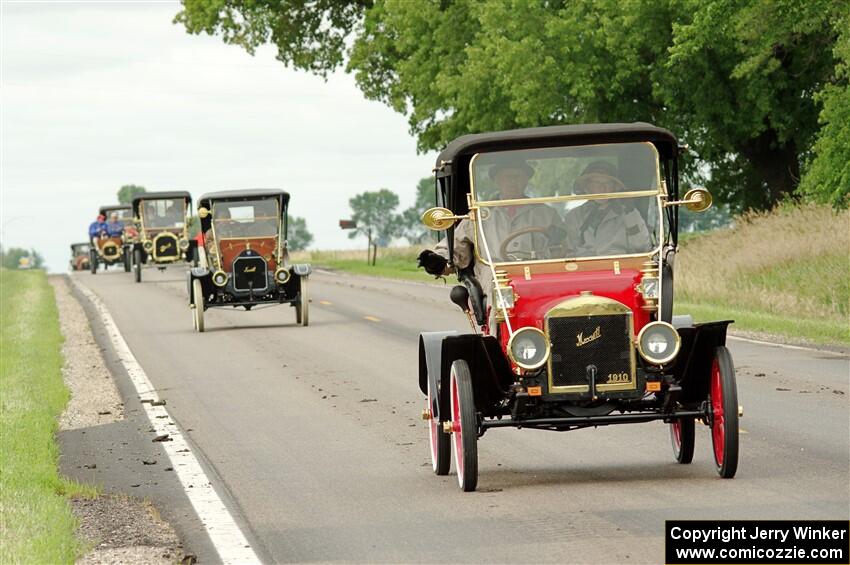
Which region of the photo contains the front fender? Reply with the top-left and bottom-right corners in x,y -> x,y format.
671,320 -> 733,404
291,263 -> 312,277
187,268 -> 211,304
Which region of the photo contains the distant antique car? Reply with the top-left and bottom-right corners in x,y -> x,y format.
418,123 -> 739,491
130,191 -> 196,282
69,242 -> 91,271
187,189 -> 311,332
94,204 -> 136,273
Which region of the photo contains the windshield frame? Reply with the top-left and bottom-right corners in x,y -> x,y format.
209,198 -> 282,243
468,142 -> 665,267
139,198 -> 188,230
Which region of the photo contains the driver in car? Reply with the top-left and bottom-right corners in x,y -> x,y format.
105,212 -> 124,237
417,157 -> 562,290
564,161 -> 652,255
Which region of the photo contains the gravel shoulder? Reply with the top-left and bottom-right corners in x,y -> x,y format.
50,275 -> 185,564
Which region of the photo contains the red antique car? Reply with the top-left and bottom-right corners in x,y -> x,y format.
69,242 -> 91,271
187,189 -> 311,332
417,123 -> 739,491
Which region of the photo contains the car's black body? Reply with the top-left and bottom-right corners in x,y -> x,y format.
418,123 -> 739,491
130,191 -> 196,282
186,189 -> 311,331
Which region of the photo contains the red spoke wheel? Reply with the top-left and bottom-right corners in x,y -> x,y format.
427,376 -> 450,476
670,417 -> 695,464
450,360 -> 478,492
710,346 -> 739,478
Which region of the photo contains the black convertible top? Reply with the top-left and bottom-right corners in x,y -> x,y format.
198,189 -> 290,210
132,190 -> 192,215
99,204 -> 132,215
436,122 -> 678,175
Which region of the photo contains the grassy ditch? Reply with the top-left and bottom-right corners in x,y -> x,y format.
676,205 -> 849,345
300,205 -> 849,346
0,270 -> 87,563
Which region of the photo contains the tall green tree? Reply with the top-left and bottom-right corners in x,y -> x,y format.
287,216 -> 314,251
348,189 -> 401,264
176,0 -> 846,211
399,177 -> 437,245
117,184 -> 146,204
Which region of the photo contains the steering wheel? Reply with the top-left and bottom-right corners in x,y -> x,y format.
498,227 -> 553,260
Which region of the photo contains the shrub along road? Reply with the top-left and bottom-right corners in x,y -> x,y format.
73,267 -> 848,563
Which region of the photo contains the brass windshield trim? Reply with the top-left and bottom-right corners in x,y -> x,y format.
467,143 -> 665,267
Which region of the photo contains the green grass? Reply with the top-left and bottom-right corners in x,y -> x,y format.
302,248 -> 437,283
0,270 -> 88,564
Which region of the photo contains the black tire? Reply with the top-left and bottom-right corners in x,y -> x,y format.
133,248 -> 143,283
450,360 -> 478,492
89,250 -> 97,274
123,248 -> 131,272
710,346 -> 739,478
670,417 -> 695,464
428,374 -> 450,476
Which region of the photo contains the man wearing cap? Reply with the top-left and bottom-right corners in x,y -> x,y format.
564,161 -> 652,256
88,214 -> 108,246
417,157 -> 562,291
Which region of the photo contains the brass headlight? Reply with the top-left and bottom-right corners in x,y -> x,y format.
274,267 -> 291,284
179,238 -> 190,251
507,327 -> 550,370
212,270 -> 228,287
143,240 -> 153,251
636,321 -> 681,365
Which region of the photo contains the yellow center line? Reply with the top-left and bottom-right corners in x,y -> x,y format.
319,300 -> 332,306
364,315 -> 381,323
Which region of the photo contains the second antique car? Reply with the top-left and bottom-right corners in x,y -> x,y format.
417,123 -> 740,491
69,242 -> 91,271
187,189 -> 311,331
130,191 -> 196,282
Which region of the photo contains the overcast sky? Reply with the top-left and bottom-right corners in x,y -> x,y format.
1,1 -> 437,272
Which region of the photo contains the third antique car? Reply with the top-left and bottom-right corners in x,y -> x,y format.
130,191 -> 197,282
187,189 -> 311,332
91,204 -> 135,273
417,123 -> 740,491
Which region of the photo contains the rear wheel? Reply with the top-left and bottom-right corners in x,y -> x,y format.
450,360 -> 478,492
89,250 -> 97,274
192,279 -> 205,333
133,248 -> 142,283
710,346 -> 738,478
427,376 -> 450,476
295,277 -> 309,326
670,417 -> 695,464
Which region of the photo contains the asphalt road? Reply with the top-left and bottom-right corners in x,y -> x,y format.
74,267 -> 850,564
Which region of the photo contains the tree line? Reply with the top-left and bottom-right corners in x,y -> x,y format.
176,0 -> 849,211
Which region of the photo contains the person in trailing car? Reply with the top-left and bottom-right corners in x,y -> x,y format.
105,212 -> 124,237
417,158 -> 563,290
564,161 -> 652,256
88,214 -> 107,245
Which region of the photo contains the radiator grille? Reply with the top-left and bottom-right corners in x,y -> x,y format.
153,233 -> 179,260
547,313 -> 634,392
233,254 -> 268,292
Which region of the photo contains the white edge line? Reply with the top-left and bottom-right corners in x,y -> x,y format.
70,275 -> 261,565
728,334 -> 848,358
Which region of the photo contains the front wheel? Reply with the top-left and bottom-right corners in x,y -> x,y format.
89,250 -> 97,274
123,248 -> 131,272
133,248 -> 143,283
670,417 -> 695,464
295,277 -> 309,326
428,375 -> 450,476
450,360 -> 478,492
710,346 -> 739,478
192,278 -> 205,332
